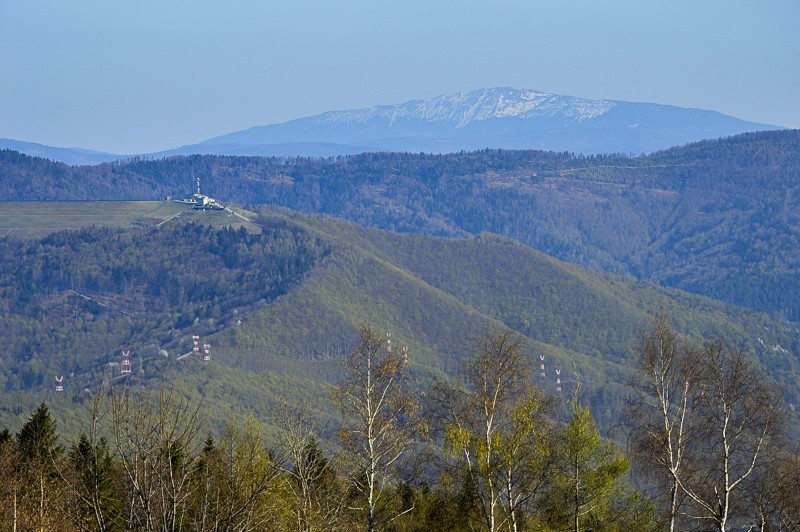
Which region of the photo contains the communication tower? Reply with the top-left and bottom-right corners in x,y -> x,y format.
192,335 -> 200,356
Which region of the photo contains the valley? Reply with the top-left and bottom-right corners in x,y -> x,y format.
3,2 -> 796,525
3,129 -> 799,320
0,201 -> 796,440
1,133 -> 798,529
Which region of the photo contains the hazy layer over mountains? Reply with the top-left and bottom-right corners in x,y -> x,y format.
1,88 -> 780,164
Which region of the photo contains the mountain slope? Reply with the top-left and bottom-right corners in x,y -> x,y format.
0,138 -> 120,165
0,205 -> 797,436
1,88 -> 779,164
182,87 -> 779,156
2,129 -> 798,319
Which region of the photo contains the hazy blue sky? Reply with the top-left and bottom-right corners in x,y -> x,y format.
1,0 -> 798,154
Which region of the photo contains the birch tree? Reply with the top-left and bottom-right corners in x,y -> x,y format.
630,316 -> 786,531
333,324 -> 423,532
677,341 -> 783,531
628,314 -> 699,531
433,330 -> 555,532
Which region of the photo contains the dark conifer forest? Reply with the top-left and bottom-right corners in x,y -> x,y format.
2,129 -> 798,319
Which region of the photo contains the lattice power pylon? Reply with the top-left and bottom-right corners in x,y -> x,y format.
121,350 -> 132,375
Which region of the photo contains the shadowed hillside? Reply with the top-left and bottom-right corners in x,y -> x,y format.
2,129 -> 798,319
0,204 -> 796,437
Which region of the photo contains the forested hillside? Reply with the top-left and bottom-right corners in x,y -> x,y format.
1,321 -> 796,531
0,216 -> 329,392
2,129 -> 798,319
0,206 -> 798,530
0,205 -> 797,438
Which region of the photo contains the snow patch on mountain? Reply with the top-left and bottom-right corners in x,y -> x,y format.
183,87 -> 780,158
313,88 -> 614,128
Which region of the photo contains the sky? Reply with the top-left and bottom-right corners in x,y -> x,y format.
1,0 -> 798,154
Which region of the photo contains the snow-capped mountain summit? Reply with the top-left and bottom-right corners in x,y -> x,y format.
4,88 -> 779,164
311,88 -> 615,127
178,87 -> 777,157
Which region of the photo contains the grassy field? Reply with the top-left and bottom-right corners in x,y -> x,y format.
0,201 -> 260,238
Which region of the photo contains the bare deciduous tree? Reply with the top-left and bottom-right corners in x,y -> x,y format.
679,341 -> 784,531
332,324 -> 424,532
630,315 -> 786,532
628,313 -> 698,532
277,403 -> 343,532
109,386 -> 204,532
741,443 -> 800,531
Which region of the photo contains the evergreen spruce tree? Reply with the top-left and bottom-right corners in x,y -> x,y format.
0,428 -> 11,446
16,402 -> 62,463
15,402 -> 63,530
68,433 -> 122,531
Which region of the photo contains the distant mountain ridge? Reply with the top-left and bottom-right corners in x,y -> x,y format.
185,87 -> 779,156
0,138 -> 120,166
2,88 -> 782,163
245,88 -> 615,129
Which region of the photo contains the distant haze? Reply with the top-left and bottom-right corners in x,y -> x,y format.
173,87 -> 780,158
1,0 -> 798,154
1,88 -> 782,164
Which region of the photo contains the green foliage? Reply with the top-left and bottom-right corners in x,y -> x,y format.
68,433 -> 123,529
544,396 -> 641,531
0,204 -> 797,440
187,417 -> 281,531
4,320 -> 800,531
4,129 -> 799,317
0,217 -> 329,392
17,402 -> 62,463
